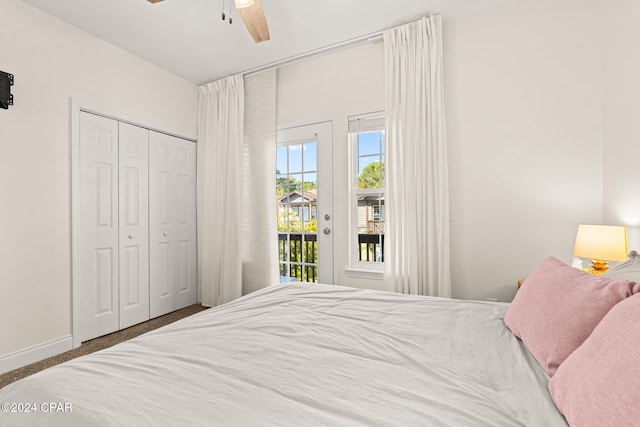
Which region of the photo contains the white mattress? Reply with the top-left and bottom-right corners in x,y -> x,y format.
0,283 -> 567,426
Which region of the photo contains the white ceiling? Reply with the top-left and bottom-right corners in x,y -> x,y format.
22,0 -> 514,85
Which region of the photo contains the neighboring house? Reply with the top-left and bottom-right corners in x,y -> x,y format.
278,188 -> 384,268
357,195 -> 385,234
277,189 -> 318,222
357,195 -> 385,263
277,189 -> 385,236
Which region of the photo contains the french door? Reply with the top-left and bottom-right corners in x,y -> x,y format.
276,121 -> 333,284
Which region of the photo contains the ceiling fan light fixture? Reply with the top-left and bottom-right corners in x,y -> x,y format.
234,0 -> 255,9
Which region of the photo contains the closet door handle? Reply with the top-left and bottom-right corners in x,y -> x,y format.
163,232 -> 169,237
128,234 -> 134,239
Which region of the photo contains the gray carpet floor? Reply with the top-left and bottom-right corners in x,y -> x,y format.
0,304 -> 208,390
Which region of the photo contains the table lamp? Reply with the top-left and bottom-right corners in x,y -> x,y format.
573,224 -> 629,274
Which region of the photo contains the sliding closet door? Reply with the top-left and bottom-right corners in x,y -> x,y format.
118,123 -> 150,329
79,112 -> 120,341
149,131 -> 197,317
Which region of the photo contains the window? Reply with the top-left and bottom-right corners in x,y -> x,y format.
349,112 -> 385,271
372,204 -> 381,221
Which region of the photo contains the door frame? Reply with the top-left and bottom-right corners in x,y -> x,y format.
70,99 -> 196,348
276,118 -> 337,285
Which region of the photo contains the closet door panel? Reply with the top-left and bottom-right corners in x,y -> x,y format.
149,131 -> 177,317
79,112 -> 119,341
175,139 -> 197,309
157,242 -> 173,297
118,122 -> 150,329
149,132 -> 197,316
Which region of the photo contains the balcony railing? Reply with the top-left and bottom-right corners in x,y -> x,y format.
358,233 -> 384,262
279,232 -> 384,283
279,233 -> 317,283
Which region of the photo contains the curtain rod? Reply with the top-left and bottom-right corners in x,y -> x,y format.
242,31 -> 384,78
204,14 -> 433,84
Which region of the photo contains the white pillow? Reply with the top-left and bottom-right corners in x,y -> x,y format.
603,255 -> 640,282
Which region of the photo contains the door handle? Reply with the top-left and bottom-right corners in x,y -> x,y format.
128,234 -> 134,239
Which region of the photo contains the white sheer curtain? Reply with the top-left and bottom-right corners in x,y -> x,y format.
197,75 -> 245,306
242,70 -> 279,294
383,15 -> 452,297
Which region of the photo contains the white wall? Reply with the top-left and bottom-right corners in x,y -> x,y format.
0,0 -> 197,360
278,0 -> 640,302
445,0 -> 604,301
602,0 -> 640,250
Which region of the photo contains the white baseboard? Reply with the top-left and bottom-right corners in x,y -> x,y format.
0,335 -> 73,375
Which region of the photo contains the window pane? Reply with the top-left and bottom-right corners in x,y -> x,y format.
288,173 -> 303,193
358,132 -> 381,156
289,144 -> 303,173
302,172 -> 317,194
276,173 -> 289,196
357,157 -> 383,190
303,142 -> 317,172
350,123 -> 385,266
276,146 -> 288,175
277,139 -> 320,284
289,234 -> 302,263
303,235 -> 317,264
279,235 -> 288,261
358,155 -> 377,176
304,265 -> 317,282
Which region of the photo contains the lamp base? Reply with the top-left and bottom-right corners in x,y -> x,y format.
583,259 -> 608,275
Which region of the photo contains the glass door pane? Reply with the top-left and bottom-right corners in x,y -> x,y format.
277,122 -> 332,284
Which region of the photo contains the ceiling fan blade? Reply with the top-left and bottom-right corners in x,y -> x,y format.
238,0 -> 270,43
147,0 -> 164,3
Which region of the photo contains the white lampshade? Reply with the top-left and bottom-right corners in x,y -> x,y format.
234,0 -> 255,8
573,224 -> 629,262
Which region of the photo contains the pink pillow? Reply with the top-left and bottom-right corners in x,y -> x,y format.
504,256 -> 639,375
549,293 -> 640,426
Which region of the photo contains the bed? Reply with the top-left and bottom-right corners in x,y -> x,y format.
3,257 -> 638,426
0,281 -> 571,426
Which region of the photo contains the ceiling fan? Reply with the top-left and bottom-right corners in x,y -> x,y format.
147,0 -> 270,43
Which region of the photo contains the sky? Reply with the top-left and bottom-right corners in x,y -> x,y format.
276,130 -> 385,179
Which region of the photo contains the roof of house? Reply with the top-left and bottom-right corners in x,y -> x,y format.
277,189 -> 318,204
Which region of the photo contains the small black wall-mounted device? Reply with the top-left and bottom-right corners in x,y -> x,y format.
0,71 -> 14,110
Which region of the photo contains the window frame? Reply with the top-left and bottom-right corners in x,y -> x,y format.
347,111 -> 386,275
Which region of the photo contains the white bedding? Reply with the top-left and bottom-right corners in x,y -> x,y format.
0,283 -> 567,426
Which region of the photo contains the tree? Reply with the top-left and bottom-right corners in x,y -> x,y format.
304,219 -> 317,233
276,177 -> 317,196
278,210 -> 302,232
357,162 -> 384,189
276,176 -> 299,196
277,210 -> 317,233
303,181 -> 317,192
